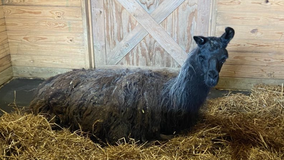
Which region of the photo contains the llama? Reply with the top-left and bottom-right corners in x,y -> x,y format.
29,27 -> 235,144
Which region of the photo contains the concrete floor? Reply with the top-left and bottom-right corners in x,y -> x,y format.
0,78 -> 247,114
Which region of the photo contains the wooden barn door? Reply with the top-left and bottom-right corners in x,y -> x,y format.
90,0 -> 211,69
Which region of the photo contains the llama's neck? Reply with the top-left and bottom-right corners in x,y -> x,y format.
164,48 -> 210,113
159,49 -> 211,134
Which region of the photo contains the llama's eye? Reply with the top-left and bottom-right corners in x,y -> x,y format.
221,58 -> 226,63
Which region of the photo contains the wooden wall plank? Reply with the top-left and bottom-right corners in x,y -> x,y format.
86,0 -> 94,68
91,0 -> 106,66
11,54 -> 85,69
196,0 -> 211,36
0,31 -> 8,44
107,0 -> 186,65
227,52 -> 284,67
216,25 -> 284,41
2,0 -> 81,7
0,55 -> 11,72
95,64 -> 180,73
161,0 -> 198,53
217,0 -> 284,12
5,19 -> 83,33
118,34 -> 180,68
2,0 -> 90,78
13,66 -> 72,79
7,31 -> 84,45
0,40 -> 9,59
0,2 -> 12,86
9,42 -> 84,56
3,6 -> 82,20
226,39 -> 284,53
0,18 -> 6,32
217,11 -> 284,26
212,0 -> 284,89
95,0 -> 204,68
209,0 -> 217,36
117,0 -> 187,65
0,10 -> 3,18
220,64 -> 284,79
80,0 -> 91,69
0,67 -> 13,86
217,77 -> 284,90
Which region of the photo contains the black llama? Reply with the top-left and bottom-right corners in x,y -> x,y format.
30,27 -> 235,144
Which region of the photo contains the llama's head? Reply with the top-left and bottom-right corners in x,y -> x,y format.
193,27 -> 235,87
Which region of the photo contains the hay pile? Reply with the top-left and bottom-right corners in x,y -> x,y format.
0,84 -> 284,159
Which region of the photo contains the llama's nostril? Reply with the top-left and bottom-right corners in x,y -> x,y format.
209,71 -> 218,79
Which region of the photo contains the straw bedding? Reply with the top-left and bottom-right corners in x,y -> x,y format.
0,84 -> 284,159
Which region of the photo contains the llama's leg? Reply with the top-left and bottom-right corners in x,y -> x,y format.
107,121 -> 130,144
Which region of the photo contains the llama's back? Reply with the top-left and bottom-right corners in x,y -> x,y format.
30,68 -> 175,143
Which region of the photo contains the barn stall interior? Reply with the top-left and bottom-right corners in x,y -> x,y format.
0,0 -> 284,159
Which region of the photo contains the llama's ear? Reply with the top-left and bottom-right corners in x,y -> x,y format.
220,27 -> 235,47
193,36 -> 207,46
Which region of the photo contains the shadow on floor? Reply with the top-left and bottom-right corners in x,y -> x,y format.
0,78 -> 249,114
0,78 -> 44,113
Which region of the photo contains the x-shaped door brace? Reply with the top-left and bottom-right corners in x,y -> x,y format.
108,0 -> 187,65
